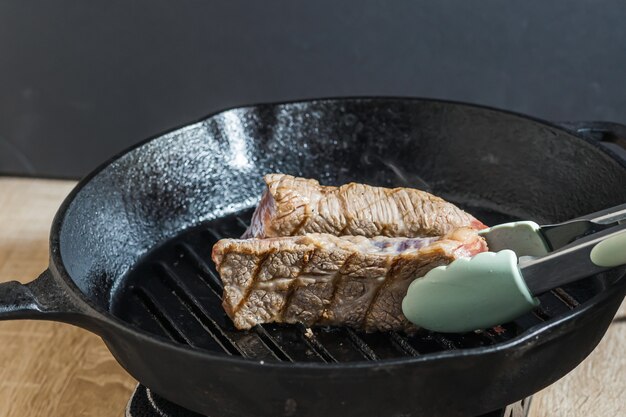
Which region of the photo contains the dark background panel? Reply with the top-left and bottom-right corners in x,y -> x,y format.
1,1 -> 625,179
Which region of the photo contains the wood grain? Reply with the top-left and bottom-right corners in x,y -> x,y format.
0,177 -> 623,417
527,300 -> 626,417
0,178 -> 136,417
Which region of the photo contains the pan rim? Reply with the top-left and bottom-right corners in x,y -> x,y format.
48,95 -> 626,369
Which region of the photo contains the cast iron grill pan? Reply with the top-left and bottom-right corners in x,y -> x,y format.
4,98 -> 625,417
111,206 -> 595,363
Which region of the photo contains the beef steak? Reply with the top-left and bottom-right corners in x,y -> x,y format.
212,228 -> 487,332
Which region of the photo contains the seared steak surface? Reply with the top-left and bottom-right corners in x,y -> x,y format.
212,228 -> 487,332
243,174 -> 486,239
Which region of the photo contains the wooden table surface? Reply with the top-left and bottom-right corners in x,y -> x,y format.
0,177 -> 624,417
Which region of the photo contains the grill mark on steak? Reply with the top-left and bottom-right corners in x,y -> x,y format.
398,188 -> 418,232
364,254 -> 448,332
231,250 -> 275,316
290,209 -> 310,236
321,253 -> 366,320
320,252 -> 358,322
336,189 -> 351,236
360,256 -> 397,329
279,249 -> 315,321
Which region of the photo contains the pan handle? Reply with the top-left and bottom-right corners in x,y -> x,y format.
0,269 -> 101,330
556,121 -> 626,161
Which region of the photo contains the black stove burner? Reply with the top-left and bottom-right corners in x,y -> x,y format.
127,385 -> 204,417
126,384 -> 532,417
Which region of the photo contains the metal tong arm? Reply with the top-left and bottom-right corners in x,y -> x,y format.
540,203 -> 626,250
520,221 -> 626,295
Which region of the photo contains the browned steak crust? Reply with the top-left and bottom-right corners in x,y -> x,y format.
243,174 -> 486,239
212,229 -> 487,332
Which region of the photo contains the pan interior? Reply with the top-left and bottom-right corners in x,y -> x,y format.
56,98 -> 626,363
109,203 -> 608,363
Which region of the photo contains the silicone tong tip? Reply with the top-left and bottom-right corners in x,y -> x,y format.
402,250 -> 538,333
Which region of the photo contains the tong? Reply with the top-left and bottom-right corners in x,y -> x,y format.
402,203 -> 626,333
